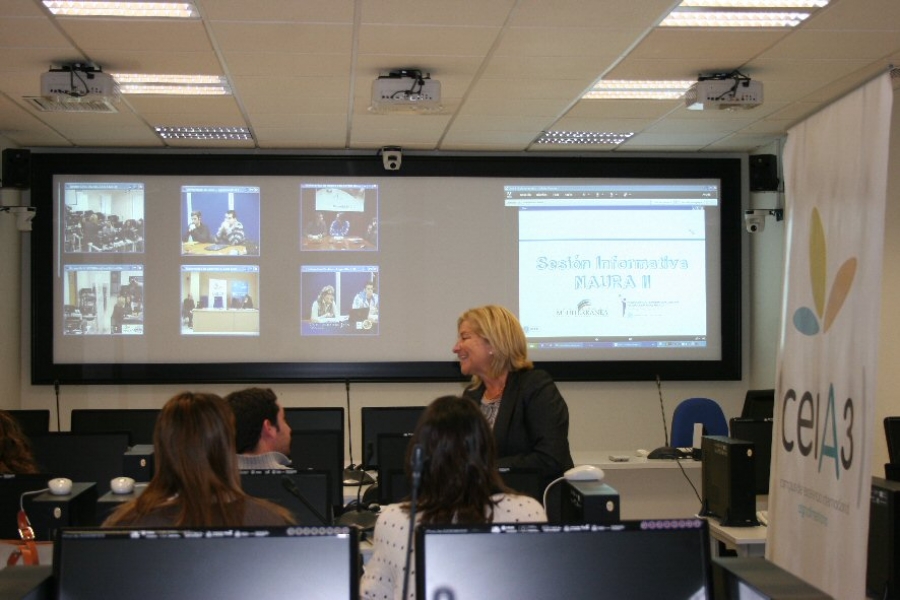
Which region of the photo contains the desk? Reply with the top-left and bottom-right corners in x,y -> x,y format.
302,235 -> 373,251
573,451 -> 702,520
192,309 -> 259,333
707,520 -> 768,557
182,242 -> 246,256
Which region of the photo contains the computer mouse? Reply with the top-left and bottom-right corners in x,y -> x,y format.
110,476 -> 136,494
564,465 -> 605,481
48,477 -> 73,495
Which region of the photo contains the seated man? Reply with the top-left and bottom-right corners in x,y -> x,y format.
216,210 -> 245,246
226,388 -> 292,470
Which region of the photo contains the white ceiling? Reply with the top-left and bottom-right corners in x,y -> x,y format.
0,0 -> 898,153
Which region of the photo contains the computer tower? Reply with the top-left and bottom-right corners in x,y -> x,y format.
559,480 -> 620,525
26,482 -> 98,540
122,444 -> 154,482
701,436 -> 758,527
867,476 -> 900,599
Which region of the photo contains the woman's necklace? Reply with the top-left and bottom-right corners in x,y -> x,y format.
483,382 -> 505,403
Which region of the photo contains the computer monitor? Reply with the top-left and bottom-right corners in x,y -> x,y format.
290,430 -> 343,513
0,473 -> 56,539
54,526 -> 359,600
6,409 -> 51,436
70,408 -> 160,445
417,519 -> 713,600
30,432 -> 131,496
729,418 -> 773,494
741,389 -> 775,420
283,407 -> 344,435
884,417 -> 900,464
240,469 -> 332,525
361,406 -> 425,470
376,433 -> 414,504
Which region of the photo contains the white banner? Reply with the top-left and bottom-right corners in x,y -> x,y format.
768,73 -> 893,599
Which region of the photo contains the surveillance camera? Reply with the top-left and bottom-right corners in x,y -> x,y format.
381,146 -> 402,171
744,209 -> 766,233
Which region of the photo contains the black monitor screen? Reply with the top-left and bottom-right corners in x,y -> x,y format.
70,408 -> 160,445
377,433 -> 414,504
0,473 -> 56,539
729,418 -> 773,494
7,409 -> 51,436
884,417 -> 900,464
290,430 -> 343,511
240,469 -> 332,525
283,407 -> 344,434
740,389 -> 774,419
54,526 -> 358,600
361,406 -> 425,470
30,432 -> 130,496
417,519 -> 712,600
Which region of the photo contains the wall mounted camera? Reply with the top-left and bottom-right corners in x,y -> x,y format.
744,209 -> 766,233
744,208 -> 784,233
381,146 -> 402,171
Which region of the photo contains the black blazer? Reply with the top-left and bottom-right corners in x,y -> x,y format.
463,368 -> 574,487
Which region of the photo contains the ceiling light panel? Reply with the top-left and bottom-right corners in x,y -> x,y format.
661,0 -> 828,27
42,1 -> 198,18
535,131 -> 634,145
584,80 -> 695,100
112,74 -> 231,95
155,127 -> 252,140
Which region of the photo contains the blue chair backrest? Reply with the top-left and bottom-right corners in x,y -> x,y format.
670,397 -> 728,447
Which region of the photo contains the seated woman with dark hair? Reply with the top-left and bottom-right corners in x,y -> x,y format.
0,410 -> 39,474
103,392 -> 294,528
360,395 -> 545,600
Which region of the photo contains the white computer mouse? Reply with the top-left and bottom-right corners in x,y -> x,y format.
48,477 -> 73,495
110,476 -> 136,495
564,465 -> 605,481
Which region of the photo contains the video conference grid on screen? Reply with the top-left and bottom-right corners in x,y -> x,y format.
52,174 -> 723,366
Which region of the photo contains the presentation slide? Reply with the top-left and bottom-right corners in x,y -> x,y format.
32,153 -> 742,382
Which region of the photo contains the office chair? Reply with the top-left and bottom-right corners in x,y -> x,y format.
670,397 -> 728,448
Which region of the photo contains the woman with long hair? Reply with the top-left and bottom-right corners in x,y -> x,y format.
103,392 -> 293,527
0,410 -> 39,474
310,285 -> 336,322
360,395 -> 545,600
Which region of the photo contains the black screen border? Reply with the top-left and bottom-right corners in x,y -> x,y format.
30,151 -> 742,384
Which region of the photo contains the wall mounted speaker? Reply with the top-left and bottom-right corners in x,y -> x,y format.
2,148 -> 31,189
749,154 -> 779,192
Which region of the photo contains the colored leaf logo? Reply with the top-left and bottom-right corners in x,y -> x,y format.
793,207 -> 856,336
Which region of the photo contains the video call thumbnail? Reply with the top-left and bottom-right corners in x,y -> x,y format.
182,185 -> 261,256
300,183 -> 379,252
63,182 -> 145,254
301,265 -> 379,336
63,265 -> 144,335
180,265 -> 260,336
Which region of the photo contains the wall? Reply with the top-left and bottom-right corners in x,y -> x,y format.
3,88 -> 898,472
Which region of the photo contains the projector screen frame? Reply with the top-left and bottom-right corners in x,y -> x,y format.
29,151 -> 743,385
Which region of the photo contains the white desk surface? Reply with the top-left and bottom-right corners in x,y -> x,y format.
707,519 -> 768,557
573,450 -> 702,470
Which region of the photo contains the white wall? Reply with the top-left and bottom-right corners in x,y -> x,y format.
3,88 -> 898,473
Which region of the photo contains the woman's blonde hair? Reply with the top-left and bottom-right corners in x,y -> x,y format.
457,305 -> 532,388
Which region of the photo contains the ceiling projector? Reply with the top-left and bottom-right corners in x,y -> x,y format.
370,70 -> 442,114
684,78 -> 763,110
40,64 -> 120,103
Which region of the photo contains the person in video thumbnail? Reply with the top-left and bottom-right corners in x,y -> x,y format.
454,304 -> 574,489
184,210 -> 214,243
216,210 -> 245,246
352,282 -> 379,320
310,285 -> 336,322
182,293 -> 195,328
329,212 -> 350,238
305,212 -> 327,237
240,295 -> 253,309
111,294 -> 129,333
